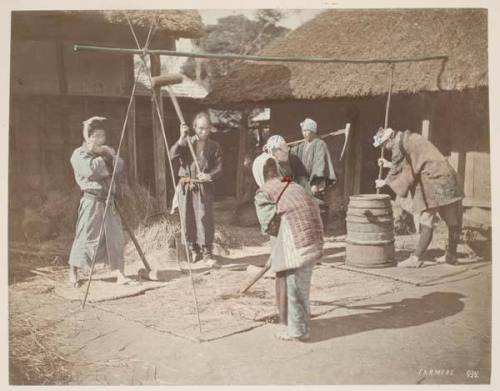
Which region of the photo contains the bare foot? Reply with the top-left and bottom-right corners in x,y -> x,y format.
68,266 -> 79,288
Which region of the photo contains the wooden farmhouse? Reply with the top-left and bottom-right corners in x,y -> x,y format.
207,9 -> 490,221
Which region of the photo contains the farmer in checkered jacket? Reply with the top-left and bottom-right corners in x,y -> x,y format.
253,137 -> 323,342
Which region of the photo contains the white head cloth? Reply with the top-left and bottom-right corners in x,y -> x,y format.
252,152 -> 273,188
373,127 -> 394,147
263,135 -> 286,154
82,116 -> 107,141
300,118 -> 318,133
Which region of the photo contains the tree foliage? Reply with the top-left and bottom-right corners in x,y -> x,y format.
182,10 -> 289,89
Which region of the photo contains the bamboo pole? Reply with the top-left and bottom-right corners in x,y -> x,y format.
74,44 -> 447,65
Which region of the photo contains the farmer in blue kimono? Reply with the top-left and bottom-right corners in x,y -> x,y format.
68,116 -> 133,287
253,152 -> 323,341
290,118 -> 336,229
170,112 -> 223,268
374,127 -> 464,267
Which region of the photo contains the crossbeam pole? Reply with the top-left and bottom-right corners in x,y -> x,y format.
74,44 -> 447,65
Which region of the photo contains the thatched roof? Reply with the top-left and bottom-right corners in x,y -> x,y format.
75,10 -> 204,38
12,10 -> 204,41
206,9 -> 488,105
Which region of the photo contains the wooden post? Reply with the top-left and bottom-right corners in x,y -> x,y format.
39,98 -> 47,193
343,108 -> 359,198
236,110 -> 250,202
150,54 -> 168,213
343,106 -> 362,196
56,40 -> 72,182
126,96 -> 138,185
420,92 -> 433,141
422,119 -> 430,140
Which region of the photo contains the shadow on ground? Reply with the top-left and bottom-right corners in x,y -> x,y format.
309,292 -> 465,343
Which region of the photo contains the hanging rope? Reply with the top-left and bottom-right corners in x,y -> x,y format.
126,15 -> 203,334
376,63 -> 395,195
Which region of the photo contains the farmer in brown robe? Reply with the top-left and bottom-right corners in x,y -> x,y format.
290,118 -> 336,228
170,112 -> 223,267
374,127 -> 464,268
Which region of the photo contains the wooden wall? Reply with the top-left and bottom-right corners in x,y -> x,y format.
9,95 -> 133,197
11,39 -> 133,97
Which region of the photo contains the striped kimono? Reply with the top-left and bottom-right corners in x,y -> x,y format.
68,144 -> 125,272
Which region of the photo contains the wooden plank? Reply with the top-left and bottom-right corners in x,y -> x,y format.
151,54 -> 167,213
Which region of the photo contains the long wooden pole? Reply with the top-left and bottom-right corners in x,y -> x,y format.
81,61 -> 145,309
126,16 -> 203,334
74,44 -> 447,65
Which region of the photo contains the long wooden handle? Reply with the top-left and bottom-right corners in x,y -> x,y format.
286,126 -> 348,147
240,258 -> 272,294
376,148 -> 384,194
165,86 -> 204,176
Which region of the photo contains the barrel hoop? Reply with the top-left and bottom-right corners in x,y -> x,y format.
346,217 -> 394,223
345,260 -> 396,269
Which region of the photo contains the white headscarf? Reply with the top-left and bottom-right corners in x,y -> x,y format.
263,135 -> 286,154
252,152 -> 273,188
82,116 -> 107,141
300,118 -> 318,133
373,127 -> 394,147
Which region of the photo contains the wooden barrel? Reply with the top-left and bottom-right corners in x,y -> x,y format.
345,194 -> 395,268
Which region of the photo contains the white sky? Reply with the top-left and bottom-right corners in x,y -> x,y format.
198,9 -> 324,28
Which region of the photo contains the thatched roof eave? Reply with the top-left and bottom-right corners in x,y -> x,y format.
206,9 -> 488,105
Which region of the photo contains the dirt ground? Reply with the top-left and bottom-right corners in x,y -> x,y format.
7,198 -> 492,386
